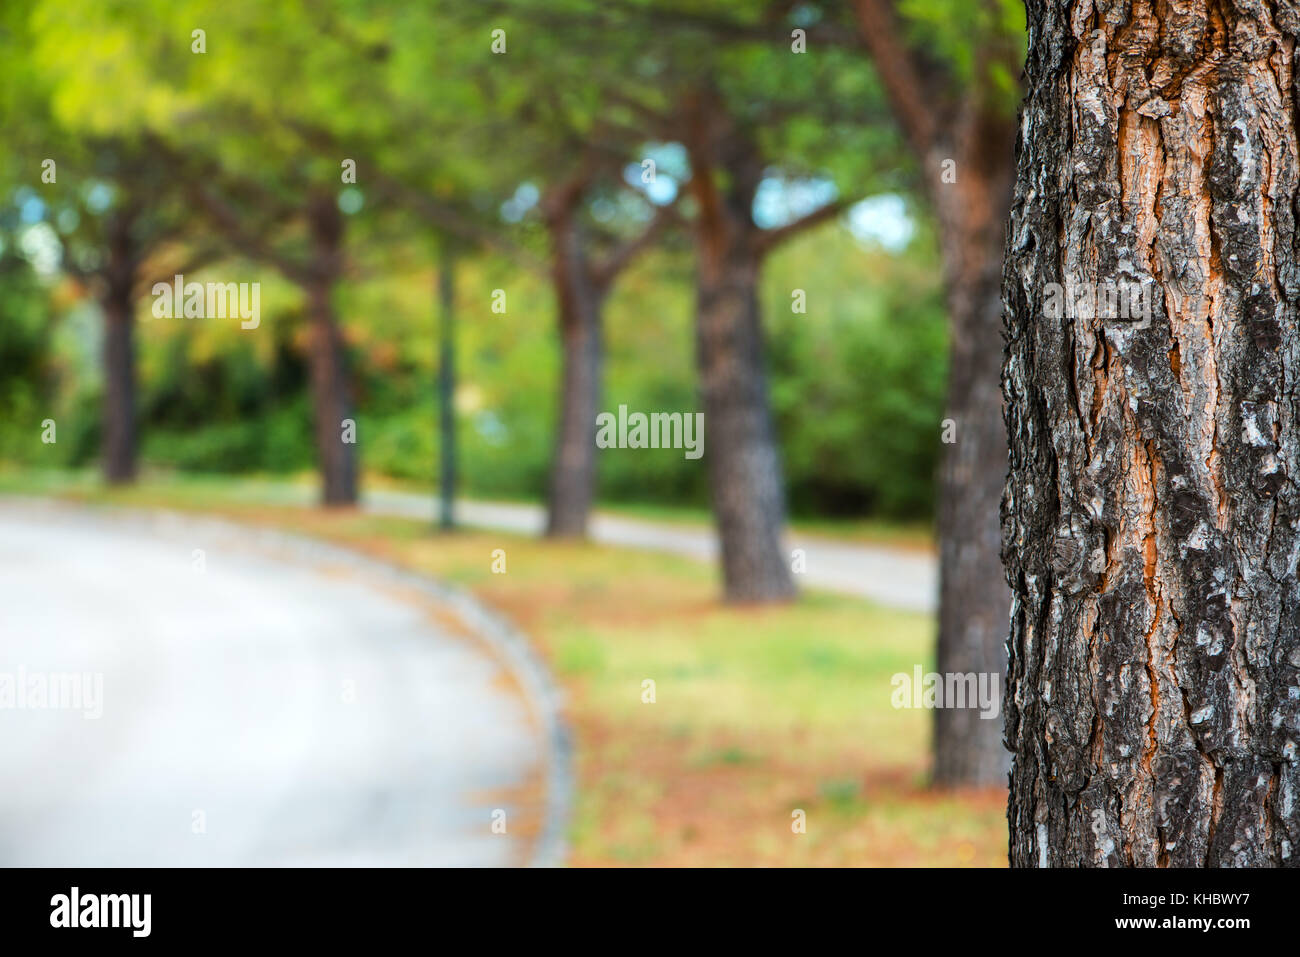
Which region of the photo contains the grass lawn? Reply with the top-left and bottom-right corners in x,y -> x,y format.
0,468 -> 1006,866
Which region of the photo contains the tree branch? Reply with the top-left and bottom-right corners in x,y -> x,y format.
851,0 -> 939,158
591,202 -> 679,287
285,118 -> 547,274
753,198 -> 851,257
190,183 -> 312,286
473,0 -> 859,50
378,174 -> 545,273
133,243 -> 229,301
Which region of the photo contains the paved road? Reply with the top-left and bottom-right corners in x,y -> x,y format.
362,489 -> 938,614
0,500 -> 558,866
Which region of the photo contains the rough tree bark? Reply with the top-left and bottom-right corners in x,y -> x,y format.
1004,0 -> 1300,865
543,194 -> 607,539
852,0 -> 1017,785
101,205 -> 138,485
305,193 -> 357,506
685,91 -> 797,603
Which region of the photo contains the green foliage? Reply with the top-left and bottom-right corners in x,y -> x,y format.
0,251 -> 58,462
141,402 -> 314,473
767,221 -> 947,518
0,186 -> 946,519
0,0 -> 967,522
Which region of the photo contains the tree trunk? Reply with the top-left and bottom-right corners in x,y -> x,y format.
686,113 -> 796,603
544,208 -> 605,539
694,236 -> 796,602
437,242 -> 457,530
101,207 -> 137,485
929,123 -> 1016,787
305,195 -> 357,507
1004,0 -> 1300,866
849,0 -> 1016,786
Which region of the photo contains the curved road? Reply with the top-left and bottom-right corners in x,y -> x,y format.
0,501 -> 559,866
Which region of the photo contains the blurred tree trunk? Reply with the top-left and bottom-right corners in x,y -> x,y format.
544,196 -> 606,539
1004,0 -> 1300,865
851,0 -> 1014,786
101,205 -> 138,485
437,241 -> 457,530
305,193 -> 357,506
685,91 -> 796,603
692,236 -> 794,602
929,126 -> 1016,787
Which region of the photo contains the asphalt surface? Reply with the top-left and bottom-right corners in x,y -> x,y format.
0,500 -> 554,866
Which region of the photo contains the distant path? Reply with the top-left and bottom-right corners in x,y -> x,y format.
362,489 -> 938,614
0,499 -> 569,866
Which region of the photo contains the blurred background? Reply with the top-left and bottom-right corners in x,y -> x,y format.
0,0 -> 1024,865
